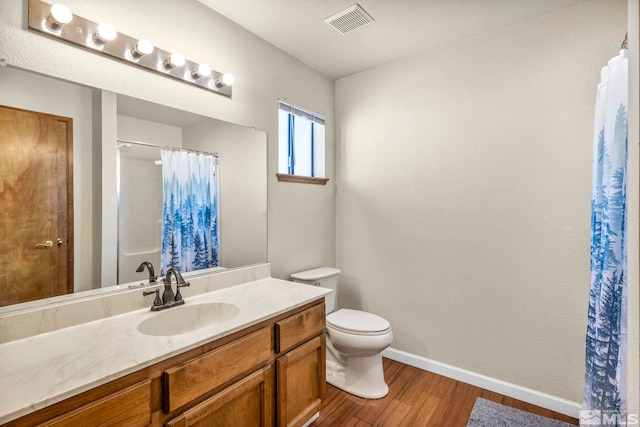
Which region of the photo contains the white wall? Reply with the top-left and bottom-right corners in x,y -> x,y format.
117,115 -> 183,148
0,0 -> 335,282
335,0 -> 627,404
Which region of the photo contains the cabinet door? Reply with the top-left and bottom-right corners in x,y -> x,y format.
167,365 -> 274,427
276,335 -> 326,427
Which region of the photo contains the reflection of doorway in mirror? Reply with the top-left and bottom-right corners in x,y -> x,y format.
0,105 -> 73,306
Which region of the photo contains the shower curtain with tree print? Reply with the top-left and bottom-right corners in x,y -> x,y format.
160,149 -> 219,275
583,49 -> 627,426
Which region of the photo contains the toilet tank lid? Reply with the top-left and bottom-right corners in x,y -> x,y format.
291,267 -> 341,281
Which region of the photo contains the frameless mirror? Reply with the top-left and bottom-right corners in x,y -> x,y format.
0,66 -> 267,309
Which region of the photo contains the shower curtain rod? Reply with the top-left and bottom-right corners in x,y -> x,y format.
116,138 -> 219,157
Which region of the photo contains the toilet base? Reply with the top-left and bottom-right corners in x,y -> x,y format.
326,351 -> 389,399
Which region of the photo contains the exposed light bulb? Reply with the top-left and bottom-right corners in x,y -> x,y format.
164,52 -> 185,69
47,4 -> 72,30
131,39 -> 154,58
215,73 -> 234,88
192,64 -> 212,79
93,23 -> 116,44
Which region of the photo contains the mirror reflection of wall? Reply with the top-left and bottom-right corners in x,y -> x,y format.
182,117 -> 267,270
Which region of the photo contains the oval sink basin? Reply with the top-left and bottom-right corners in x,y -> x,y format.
137,302 -> 240,336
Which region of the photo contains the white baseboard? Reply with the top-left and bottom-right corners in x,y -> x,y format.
302,412 -> 319,427
381,347 -> 581,418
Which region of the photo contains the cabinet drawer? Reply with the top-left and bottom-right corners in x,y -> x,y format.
166,366 -> 274,427
163,326 -> 272,413
275,303 -> 325,354
43,380 -> 151,427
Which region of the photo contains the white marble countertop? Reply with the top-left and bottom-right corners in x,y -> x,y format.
0,277 -> 331,424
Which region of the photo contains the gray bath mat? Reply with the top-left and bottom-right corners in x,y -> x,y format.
467,397 -> 575,427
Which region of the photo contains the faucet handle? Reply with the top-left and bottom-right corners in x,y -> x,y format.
143,289 -> 163,309
174,281 -> 190,302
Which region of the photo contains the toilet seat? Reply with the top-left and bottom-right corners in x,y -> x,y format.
327,309 -> 391,336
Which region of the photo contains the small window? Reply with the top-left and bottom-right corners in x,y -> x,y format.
277,101 -> 328,185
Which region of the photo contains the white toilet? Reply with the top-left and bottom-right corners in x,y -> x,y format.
291,267 -> 393,399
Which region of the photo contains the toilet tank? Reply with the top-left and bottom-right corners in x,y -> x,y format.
291,267 -> 340,313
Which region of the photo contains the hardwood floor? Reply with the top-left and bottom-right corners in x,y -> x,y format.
309,358 -> 579,427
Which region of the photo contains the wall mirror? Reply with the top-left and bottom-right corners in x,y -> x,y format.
0,65 -> 267,310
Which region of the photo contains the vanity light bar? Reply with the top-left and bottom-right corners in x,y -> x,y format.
28,0 -> 233,97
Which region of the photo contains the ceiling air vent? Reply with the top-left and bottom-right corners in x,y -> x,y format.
325,4 -> 375,35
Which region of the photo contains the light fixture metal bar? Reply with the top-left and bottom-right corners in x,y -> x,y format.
28,0 -> 232,97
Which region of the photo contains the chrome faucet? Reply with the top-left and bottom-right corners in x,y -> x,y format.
142,267 -> 190,311
136,261 -> 158,283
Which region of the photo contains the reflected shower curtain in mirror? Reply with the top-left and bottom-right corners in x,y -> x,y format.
583,49 -> 627,425
160,149 -> 219,275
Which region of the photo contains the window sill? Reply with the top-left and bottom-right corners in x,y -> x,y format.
276,173 -> 329,185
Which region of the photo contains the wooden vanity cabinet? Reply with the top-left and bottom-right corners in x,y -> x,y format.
166,366 -> 274,427
39,380 -> 152,427
167,302 -> 327,427
163,327 -> 273,413
164,326 -> 274,427
275,303 -> 326,427
4,299 -> 326,427
276,336 -> 325,427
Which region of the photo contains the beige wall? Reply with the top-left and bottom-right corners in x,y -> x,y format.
0,0 -> 336,282
335,0 -> 627,403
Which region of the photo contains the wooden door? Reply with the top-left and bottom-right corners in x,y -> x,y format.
0,105 -> 73,307
167,366 -> 274,427
276,336 -> 326,427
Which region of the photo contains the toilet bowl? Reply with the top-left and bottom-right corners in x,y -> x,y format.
291,267 -> 393,399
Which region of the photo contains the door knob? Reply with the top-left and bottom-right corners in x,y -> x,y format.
35,240 -> 54,249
